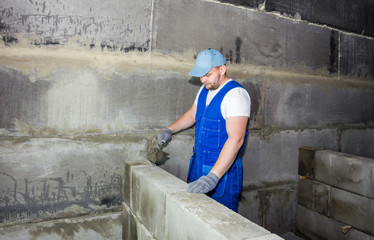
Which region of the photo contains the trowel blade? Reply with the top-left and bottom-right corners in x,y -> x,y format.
148,148 -> 169,165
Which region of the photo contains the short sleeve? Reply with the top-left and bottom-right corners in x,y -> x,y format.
221,87 -> 251,119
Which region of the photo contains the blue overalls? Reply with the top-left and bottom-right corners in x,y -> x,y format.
187,80 -> 248,212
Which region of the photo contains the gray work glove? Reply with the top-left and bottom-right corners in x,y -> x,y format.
187,172 -> 220,194
157,128 -> 172,147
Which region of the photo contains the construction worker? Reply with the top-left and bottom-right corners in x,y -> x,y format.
158,48 -> 251,212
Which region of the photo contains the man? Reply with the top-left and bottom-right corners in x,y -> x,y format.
158,48 -> 251,212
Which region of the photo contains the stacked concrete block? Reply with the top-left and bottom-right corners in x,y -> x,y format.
123,160 -> 284,240
263,0 -> 374,38
297,205 -> 374,240
314,150 -> 374,198
153,0 -> 374,77
153,0 -> 336,73
297,147 -> 374,239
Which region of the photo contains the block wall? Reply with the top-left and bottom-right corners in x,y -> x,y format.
297,147 -> 374,240
122,159 -> 283,240
219,0 -> 374,38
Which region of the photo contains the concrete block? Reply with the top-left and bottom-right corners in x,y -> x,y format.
284,24 -> 338,72
123,201 -> 155,240
136,222 -> 154,240
240,184 -> 297,235
165,193 -> 228,240
341,128 -> 374,159
0,136 -> 146,224
165,191 -> 273,240
266,0 -> 374,38
340,33 -> 374,78
153,0 -> 284,65
131,165 -> 187,240
0,212 -> 123,240
297,204 -> 374,240
107,71 -> 199,129
122,204 -> 138,240
305,0 -> 370,36
0,66 -> 200,131
0,0 -> 151,50
129,160 -> 282,239
123,160 -> 153,209
153,0 -> 333,72
314,150 -> 374,198
298,146 -> 323,178
131,167 -> 166,240
330,187 -> 374,235
264,79 -> 374,129
242,129 -> 337,187
297,179 -> 330,216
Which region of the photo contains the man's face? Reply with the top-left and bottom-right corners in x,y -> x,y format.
200,66 -> 225,90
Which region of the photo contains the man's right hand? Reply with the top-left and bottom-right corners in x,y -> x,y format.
157,129 -> 173,147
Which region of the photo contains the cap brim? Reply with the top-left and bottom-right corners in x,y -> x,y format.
188,66 -> 211,77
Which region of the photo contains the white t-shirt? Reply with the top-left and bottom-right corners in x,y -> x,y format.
193,79 -> 251,119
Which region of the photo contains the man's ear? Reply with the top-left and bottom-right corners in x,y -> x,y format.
219,65 -> 227,75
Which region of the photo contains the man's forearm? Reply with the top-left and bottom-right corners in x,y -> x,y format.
210,116 -> 248,178
210,136 -> 244,178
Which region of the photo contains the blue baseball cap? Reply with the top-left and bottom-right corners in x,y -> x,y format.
189,49 -> 226,77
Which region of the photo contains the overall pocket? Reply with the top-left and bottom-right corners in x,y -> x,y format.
201,118 -> 221,149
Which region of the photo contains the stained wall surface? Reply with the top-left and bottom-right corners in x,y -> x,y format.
1,0 -> 374,236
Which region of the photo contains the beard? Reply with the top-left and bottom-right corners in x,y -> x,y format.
204,82 -> 220,91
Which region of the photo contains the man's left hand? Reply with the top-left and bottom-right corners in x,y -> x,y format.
187,172 -> 219,193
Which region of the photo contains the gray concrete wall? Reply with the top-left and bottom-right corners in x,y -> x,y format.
1,0 -> 374,237
123,159 -> 283,240
0,135 -> 148,223
0,212 -> 124,240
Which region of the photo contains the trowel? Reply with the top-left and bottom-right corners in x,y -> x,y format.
148,139 -> 170,165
